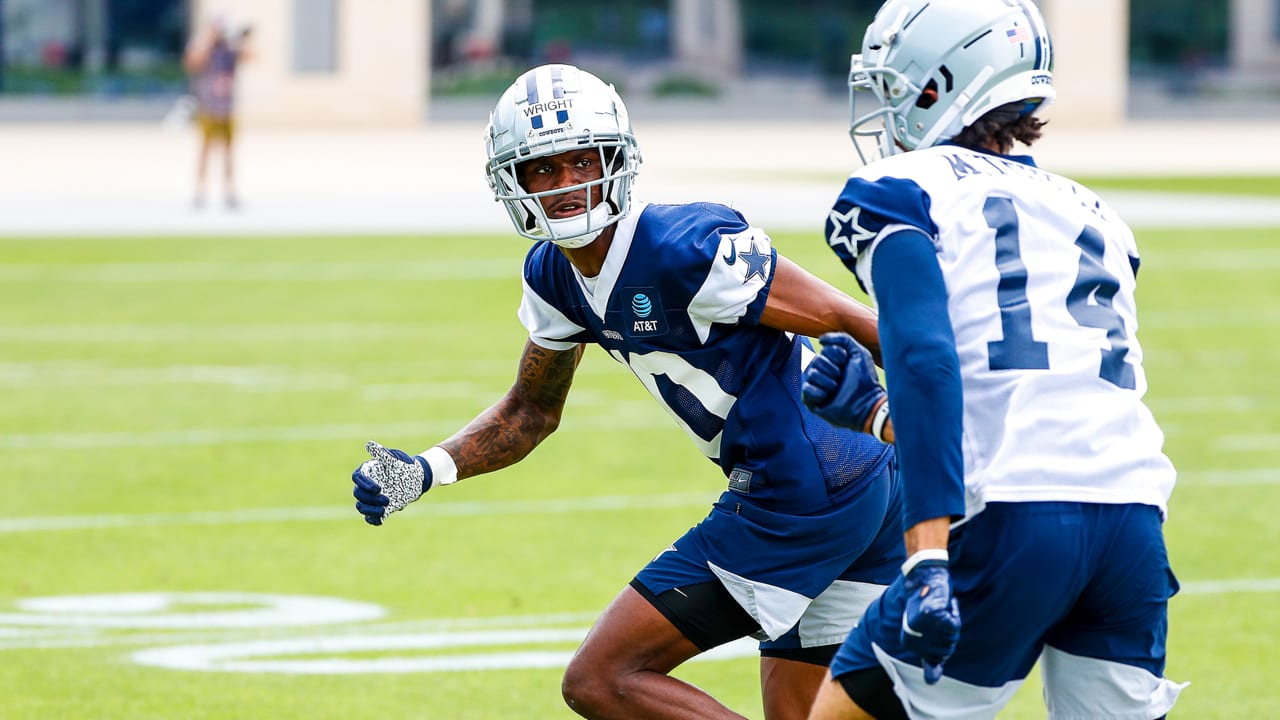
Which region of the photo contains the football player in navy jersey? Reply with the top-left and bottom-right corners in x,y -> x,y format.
799,1 -> 1185,718
349,64 -> 905,720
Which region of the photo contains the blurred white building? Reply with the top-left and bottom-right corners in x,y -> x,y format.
192,0 -> 429,127
1234,0 -> 1280,74
4,0 -> 1277,128
196,0 -> 1130,128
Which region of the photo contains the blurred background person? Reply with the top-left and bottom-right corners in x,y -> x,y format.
183,14 -> 251,210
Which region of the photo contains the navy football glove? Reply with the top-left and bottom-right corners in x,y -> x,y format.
901,555 -> 961,685
351,440 -> 433,526
801,332 -> 886,431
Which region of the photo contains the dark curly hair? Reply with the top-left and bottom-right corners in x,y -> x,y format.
950,101 -> 1048,153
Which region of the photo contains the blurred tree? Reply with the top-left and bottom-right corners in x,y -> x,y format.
1130,0 -> 1229,68
108,0 -> 187,69
739,0 -> 878,92
530,0 -> 668,60
0,0 -> 6,93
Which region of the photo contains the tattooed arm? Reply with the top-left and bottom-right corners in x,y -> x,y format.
436,340 -> 586,480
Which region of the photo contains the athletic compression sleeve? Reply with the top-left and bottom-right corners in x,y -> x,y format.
871,229 -> 966,527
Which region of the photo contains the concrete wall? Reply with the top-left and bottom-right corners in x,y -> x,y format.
1233,0 -> 1280,73
671,0 -> 742,81
1038,0 -> 1130,127
192,0 -> 428,128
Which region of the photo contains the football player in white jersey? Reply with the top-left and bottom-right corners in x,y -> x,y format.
349,64 -> 908,720
799,1 -> 1185,719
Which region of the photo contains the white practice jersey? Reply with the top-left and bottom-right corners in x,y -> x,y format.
825,145 -> 1176,519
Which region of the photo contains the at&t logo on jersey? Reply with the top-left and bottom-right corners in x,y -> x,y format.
632,293 -> 653,317
625,289 -> 667,337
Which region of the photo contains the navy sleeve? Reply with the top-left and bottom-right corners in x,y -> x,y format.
825,176 -> 936,294
871,229 -> 966,528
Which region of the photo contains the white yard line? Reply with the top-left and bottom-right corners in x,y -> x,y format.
0,580 -> 1273,656
0,610 -> 604,651
0,259 -> 521,283
0,468 -> 1273,536
1145,396 -> 1262,413
2,310 -> 1274,346
1139,308 -> 1280,328
1152,248 -> 1280,270
1218,435 -> 1280,452
0,412 -> 672,451
1179,468 -> 1280,486
1179,578 -> 1280,594
0,323 -> 440,343
0,421 -> 462,450
0,492 -> 713,533
0,248 -> 1275,283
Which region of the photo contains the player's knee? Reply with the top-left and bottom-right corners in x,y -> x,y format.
560,657 -> 592,710
561,655 -> 619,717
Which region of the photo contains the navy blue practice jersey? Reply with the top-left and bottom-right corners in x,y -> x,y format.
519,201 -> 891,515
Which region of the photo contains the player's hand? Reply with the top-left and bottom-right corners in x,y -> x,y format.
801,332 -> 886,431
351,441 -> 433,526
900,556 -> 961,684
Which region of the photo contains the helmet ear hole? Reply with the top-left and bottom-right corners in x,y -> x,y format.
916,80 -> 939,109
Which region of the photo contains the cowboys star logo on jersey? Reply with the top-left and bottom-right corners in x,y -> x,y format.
738,241 -> 771,282
827,205 -> 877,259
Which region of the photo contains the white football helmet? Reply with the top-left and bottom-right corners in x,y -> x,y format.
848,0 -> 1055,164
484,64 -> 641,248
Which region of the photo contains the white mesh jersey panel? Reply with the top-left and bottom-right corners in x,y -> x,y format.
857,146 -> 1176,520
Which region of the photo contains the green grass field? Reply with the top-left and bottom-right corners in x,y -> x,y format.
2,204 -> 1279,717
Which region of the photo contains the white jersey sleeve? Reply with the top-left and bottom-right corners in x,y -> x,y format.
687,226 -> 775,343
517,277 -> 583,351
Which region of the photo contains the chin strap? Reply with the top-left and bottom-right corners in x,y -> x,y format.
545,203 -> 614,248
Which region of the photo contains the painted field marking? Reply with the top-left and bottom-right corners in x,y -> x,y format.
0,492 -> 713,533
97,578 -> 1280,675
1151,248 -> 1280,270
0,411 -> 672,451
0,593 -> 384,629
1146,395 -> 1262,414
1178,468 -> 1280,486
0,323 -> 469,343
1179,578 -> 1280,594
1218,435 -> 1280,452
1,248 -> 1277,283
0,610 -> 602,652
129,628 -> 759,674
4,308 -> 1279,346
0,259 -> 521,283
0,583 -> 1275,674
0,465 -> 1276,535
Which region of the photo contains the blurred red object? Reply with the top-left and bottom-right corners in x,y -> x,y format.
42,41 -> 69,68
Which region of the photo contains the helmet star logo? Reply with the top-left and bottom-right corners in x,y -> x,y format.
827,205 -> 876,257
